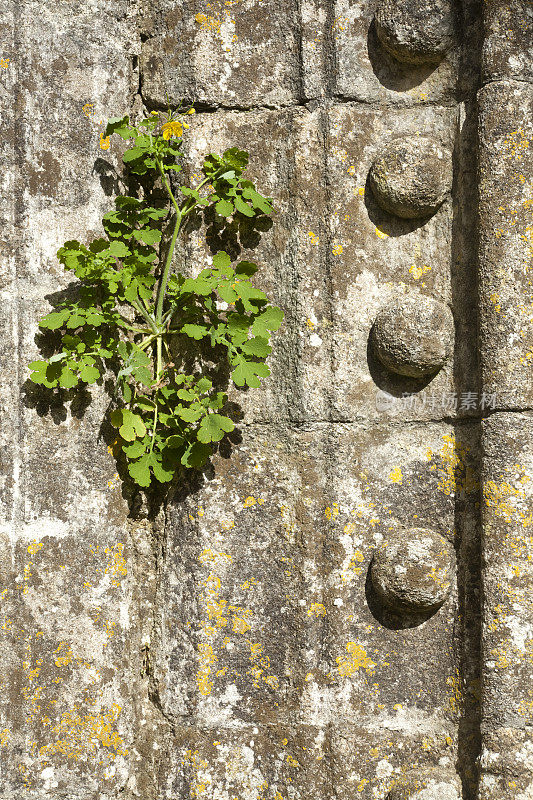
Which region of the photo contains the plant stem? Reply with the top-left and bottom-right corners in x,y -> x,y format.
131,298 -> 158,334
155,162 -> 182,326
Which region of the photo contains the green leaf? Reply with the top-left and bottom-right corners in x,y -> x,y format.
215,199 -> 234,217
151,454 -> 174,483
196,377 -> 213,393
108,240 -> 131,258
181,441 -> 212,469
79,365 -> 100,384
181,323 -> 209,340
138,228 -> 162,245
123,440 -> 146,458
197,413 -> 234,443
234,196 -> 254,217
241,336 -> 272,357
231,360 -> 271,388
39,310 -> 69,330
176,404 -> 203,423
59,367 -> 78,389
251,306 -> 284,337
242,186 -> 274,214
117,409 -> 147,441
105,116 -> 133,138
212,251 -> 232,269
128,455 -> 151,487
123,146 -> 146,163
217,281 -> 238,303
181,277 -> 213,296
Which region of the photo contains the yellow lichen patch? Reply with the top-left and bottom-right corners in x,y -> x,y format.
232,615 -> 251,634
246,640 -> 279,690
197,643 -> 217,696
181,749 -> 212,800
27,540 -> 43,555
502,127 -> 529,161
483,464 -> 532,526
325,502 -> 339,520
374,227 -> 389,240
389,466 -> 403,484
54,642 -> 74,668
409,264 -> 432,281
336,642 -> 376,676
427,434 -> 478,497
243,495 -> 257,508
99,133 -> 110,150
308,231 -> 320,246
331,241 -> 344,256
104,543 -> 127,587
446,670 -> 463,715
0,728 -> 10,745
306,602 -> 326,617
200,548 -> 232,564
38,703 -> 127,761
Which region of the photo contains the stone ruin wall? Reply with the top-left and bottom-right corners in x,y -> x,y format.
1,0 -> 532,798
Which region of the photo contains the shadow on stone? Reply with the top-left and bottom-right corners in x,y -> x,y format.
366,333 -> 436,397
364,562 -> 437,631
363,173 -> 432,239
367,18 -> 439,93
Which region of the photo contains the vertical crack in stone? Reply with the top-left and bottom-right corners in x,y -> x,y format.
448,6 -> 484,797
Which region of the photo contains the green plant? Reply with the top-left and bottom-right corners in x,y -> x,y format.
28,102 -> 283,488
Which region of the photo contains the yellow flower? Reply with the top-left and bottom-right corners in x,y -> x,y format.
187,108 -> 196,115
162,119 -> 183,140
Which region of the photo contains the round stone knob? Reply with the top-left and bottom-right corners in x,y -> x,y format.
375,0 -> 456,66
370,528 -> 454,614
369,136 -> 453,219
371,295 -> 454,379
387,769 -> 461,799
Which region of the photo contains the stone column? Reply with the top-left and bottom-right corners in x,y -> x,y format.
478,2 -> 533,798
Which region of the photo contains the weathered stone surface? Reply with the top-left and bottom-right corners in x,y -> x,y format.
478,80 -> 533,406
332,0 -> 466,106
480,414 -> 533,796
174,106 -> 330,424
386,767 -> 461,799
3,0 -> 531,796
370,528 -> 454,613
482,0 -> 533,83
375,0 -> 458,66
151,420 -> 470,796
370,295 -> 454,378
368,136 -> 453,219
139,0 -> 313,108
325,104 -> 473,422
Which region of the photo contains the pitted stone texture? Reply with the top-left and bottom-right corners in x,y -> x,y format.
371,295 -> 454,378
369,136 -> 453,219
482,0 -> 533,82
375,0 -> 457,65
371,528 -> 454,613
326,104 -> 466,421
481,414 -> 533,732
478,81 -> 533,405
386,768 -> 461,799
139,0 -> 322,108
173,107 -> 328,424
332,0 -> 465,105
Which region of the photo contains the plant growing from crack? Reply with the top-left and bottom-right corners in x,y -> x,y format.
28,101 -> 283,488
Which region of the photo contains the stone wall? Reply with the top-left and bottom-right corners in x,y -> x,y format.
1,0 -> 532,798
